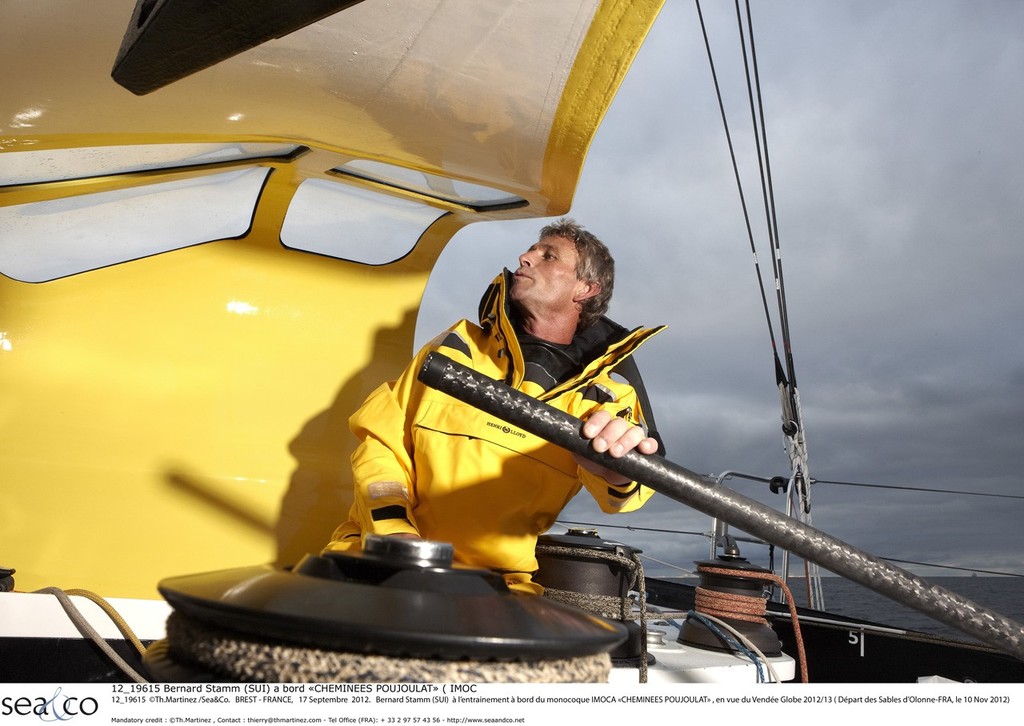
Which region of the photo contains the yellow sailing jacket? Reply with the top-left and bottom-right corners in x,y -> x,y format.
327,271 -> 665,593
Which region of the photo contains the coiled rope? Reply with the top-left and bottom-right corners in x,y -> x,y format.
693,564 -> 808,682
157,611 -> 611,683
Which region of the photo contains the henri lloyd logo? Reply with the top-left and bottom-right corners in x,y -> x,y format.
1,688 -> 99,720
485,420 -> 526,439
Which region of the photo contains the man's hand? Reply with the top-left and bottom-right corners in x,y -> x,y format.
574,409 -> 658,486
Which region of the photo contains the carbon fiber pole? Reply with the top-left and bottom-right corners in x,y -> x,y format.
418,351 -> 1024,662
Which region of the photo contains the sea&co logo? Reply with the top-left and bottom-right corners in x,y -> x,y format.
0,688 -> 99,721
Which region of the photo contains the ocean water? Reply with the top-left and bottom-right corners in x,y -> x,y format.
797,576 -> 1024,641
646,575 -> 1023,642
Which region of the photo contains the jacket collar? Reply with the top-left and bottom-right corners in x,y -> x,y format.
477,269 -> 664,391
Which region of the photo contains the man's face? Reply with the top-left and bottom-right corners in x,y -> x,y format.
510,235 -> 590,320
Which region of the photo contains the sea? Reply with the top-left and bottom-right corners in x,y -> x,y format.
809,576 -> 1024,641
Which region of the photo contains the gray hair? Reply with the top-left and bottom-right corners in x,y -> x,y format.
538,218 -> 614,329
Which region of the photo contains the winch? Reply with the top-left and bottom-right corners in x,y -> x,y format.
534,528 -> 649,675
679,548 -> 783,657
143,534 -> 627,682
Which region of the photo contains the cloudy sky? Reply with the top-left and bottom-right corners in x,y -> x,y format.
415,0 -> 1024,581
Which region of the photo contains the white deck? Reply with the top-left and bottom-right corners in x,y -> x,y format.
610,618 -> 797,684
2,592 -> 795,683
1,591 -> 171,641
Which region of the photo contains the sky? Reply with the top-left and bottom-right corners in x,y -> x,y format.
415,0 -> 1024,580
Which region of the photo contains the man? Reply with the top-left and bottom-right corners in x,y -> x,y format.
325,219 -> 664,594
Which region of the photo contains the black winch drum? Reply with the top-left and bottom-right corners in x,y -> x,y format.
535,528 -> 640,598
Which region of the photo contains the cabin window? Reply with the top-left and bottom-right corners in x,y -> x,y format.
280,179 -> 444,264
0,168 -> 269,283
0,143 -> 298,186
330,159 -> 526,211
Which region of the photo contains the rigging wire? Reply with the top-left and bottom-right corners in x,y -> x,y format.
556,518 -> 707,539
558,518 -> 1024,579
693,0 -> 779,358
696,0 -> 799,401
813,478 -> 1024,500
695,0 -> 806,447
731,0 -> 813,516
695,0 -> 822,608
739,0 -> 798,394
882,559 -> 1024,579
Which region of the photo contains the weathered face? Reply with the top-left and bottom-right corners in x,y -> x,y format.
509,235 -> 592,321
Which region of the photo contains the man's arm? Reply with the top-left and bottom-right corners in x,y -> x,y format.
346,374 -> 422,539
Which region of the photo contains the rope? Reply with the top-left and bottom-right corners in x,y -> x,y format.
62,588 -> 149,656
536,543 -> 649,683
695,586 -> 770,623
686,611 -> 782,683
26,575 -> 629,684
162,611 -> 611,683
694,565 -> 808,682
32,587 -> 149,683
